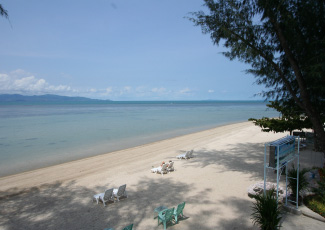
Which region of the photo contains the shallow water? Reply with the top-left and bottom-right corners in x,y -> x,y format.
0,101 -> 278,176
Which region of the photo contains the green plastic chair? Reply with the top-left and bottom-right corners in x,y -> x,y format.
122,223 -> 133,230
158,207 -> 174,230
173,202 -> 185,223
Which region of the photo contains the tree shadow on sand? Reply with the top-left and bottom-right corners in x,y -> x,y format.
0,176 -> 217,230
2,140 -> 302,230
181,142 -> 266,180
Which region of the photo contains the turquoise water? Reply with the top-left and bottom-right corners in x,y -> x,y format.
0,101 -> 278,177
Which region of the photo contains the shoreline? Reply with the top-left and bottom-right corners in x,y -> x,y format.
0,120 -> 239,178
1,121 -> 325,229
0,121 -> 250,194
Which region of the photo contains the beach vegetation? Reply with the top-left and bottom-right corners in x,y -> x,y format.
190,0 -> 325,153
250,188 -> 282,230
287,165 -> 310,205
304,195 -> 325,218
249,100 -> 313,135
312,167 -> 325,203
305,167 -> 325,217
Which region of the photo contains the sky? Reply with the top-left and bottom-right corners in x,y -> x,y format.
0,0 -> 266,101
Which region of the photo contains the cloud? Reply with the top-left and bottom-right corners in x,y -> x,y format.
88,88 -> 97,93
106,87 -> 113,94
0,70 -> 199,100
179,88 -> 191,94
151,87 -> 167,94
0,70 -> 76,95
208,89 -> 214,93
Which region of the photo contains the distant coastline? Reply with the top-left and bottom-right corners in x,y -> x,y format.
0,94 -> 109,104
0,94 -> 266,105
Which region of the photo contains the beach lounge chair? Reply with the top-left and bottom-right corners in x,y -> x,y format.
176,151 -> 190,160
158,207 -> 175,230
93,188 -> 114,207
167,161 -> 174,173
122,223 -> 133,230
173,201 -> 185,223
151,163 -> 168,176
188,150 -> 194,158
113,184 -> 128,202
151,166 -> 161,173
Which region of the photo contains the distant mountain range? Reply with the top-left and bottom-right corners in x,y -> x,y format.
0,94 -> 108,102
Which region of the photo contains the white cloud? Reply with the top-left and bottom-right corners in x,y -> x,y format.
208,89 -> 214,93
0,70 -> 200,100
0,70 -> 75,95
106,87 -> 113,94
88,88 -> 97,93
151,87 -> 167,94
179,88 -> 191,94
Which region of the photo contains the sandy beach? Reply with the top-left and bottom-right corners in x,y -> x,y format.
0,121 -> 324,230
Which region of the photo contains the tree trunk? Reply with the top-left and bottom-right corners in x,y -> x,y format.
270,18 -> 325,155
303,108 -> 325,153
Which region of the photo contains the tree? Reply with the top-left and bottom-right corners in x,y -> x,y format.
249,100 -> 313,135
0,3 -> 8,19
190,0 -> 325,152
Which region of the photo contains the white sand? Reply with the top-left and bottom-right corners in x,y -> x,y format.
0,121 -> 324,230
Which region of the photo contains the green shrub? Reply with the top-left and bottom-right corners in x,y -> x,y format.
304,195 -> 325,218
251,188 -> 282,230
287,165 -> 310,198
310,167 -> 325,204
313,180 -> 325,203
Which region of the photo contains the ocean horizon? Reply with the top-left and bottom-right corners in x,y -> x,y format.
0,100 -> 279,177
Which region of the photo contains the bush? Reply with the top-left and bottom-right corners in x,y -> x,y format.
313,179 -> 325,203
287,165 -> 310,199
251,188 -> 282,230
304,195 -> 325,218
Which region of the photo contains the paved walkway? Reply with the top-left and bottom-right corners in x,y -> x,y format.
281,205 -> 325,230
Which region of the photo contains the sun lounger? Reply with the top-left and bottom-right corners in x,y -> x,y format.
93,188 -> 114,207
176,150 -> 191,160
188,150 -> 194,158
151,163 -> 168,176
151,166 -> 161,173
113,184 -> 128,202
167,161 -> 175,173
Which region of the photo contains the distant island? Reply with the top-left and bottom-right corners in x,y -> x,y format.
0,94 -> 109,102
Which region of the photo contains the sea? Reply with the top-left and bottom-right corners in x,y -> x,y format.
0,101 -> 279,177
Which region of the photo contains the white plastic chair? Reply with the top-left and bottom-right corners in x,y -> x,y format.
167,161 -> 175,173
151,163 -> 168,176
188,150 -> 194,158
176,151 -> 190,160
93,188 -> 114,206
113,184 -> 128,202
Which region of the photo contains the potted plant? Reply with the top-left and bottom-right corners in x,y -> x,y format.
251,188 -> 282,230
287,165 -> 310,205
